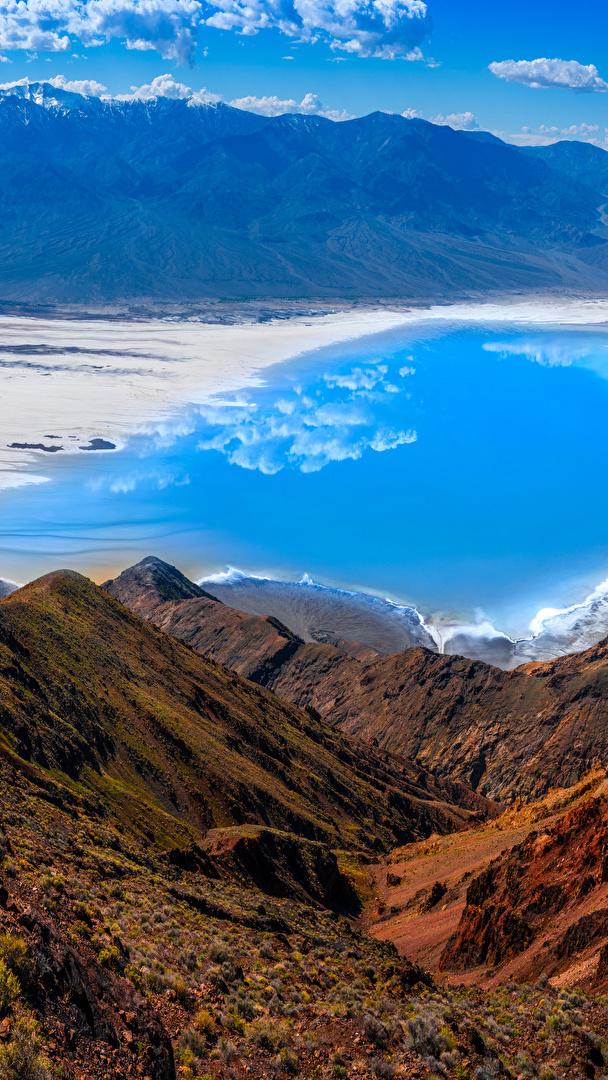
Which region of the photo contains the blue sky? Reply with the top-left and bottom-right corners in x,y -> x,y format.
1,0 -> 608,144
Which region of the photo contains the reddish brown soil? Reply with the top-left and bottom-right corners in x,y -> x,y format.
365,771 -> 608,989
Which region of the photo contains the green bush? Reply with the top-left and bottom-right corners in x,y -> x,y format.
0,962 -> 20,1016
249,1018 -> 291,1052
0,1017 -> 49,1080
0,940 -> 26,978
97,946 -> 122,971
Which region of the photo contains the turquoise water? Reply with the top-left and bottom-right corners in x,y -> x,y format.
3,319 -> 608,637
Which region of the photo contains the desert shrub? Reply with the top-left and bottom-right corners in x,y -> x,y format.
123,965 -> 145,994
544,1013 -> 566,1035
217,1038 -> 237,1064
179,1028 -> 206,1057
208,942 -> 232,964
249,1018 -> 291,1052
97,946 -> 122,972
370,1058 -> 395,1079
73,902 -> 95,925
271,1050 -> 298,1074
474,1061 -> 499,1080
514,1051 -> 533,1075
363,1013 -> 389,1048
406,1011 -> 450,1059
0,962 -> 20,1016
0,940 -> 26,979
195,1010 -> 216,1039
0,1017 -> 49,1080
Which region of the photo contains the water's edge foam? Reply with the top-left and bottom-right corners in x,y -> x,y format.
199,568 -> 608,670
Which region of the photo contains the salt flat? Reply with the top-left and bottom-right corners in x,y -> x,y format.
0,308 -> 420,488
2,297 -> 608,489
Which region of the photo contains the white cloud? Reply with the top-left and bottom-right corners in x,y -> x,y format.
47,72 -> 107,95
195,364 -> 415,473
228,91 -> 352,120
0,55 -> 11,63
495,120 -> 608,149
0,74 -> 350,120
204,0 -> 432,60
0,0 -> 204,64
116,72 -> 219,103
430,110 -> 479,129
0,0 -> 433,65
204,0 -> 432,59
401,107 -> 419,118
489,58 -> 608,93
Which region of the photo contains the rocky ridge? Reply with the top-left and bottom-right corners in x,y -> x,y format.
105,556 -> 608,802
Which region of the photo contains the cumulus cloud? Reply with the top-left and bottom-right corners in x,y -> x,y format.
195,364 -> 416,474
0,72 -> 109,97
205,0 -> 432,58
489,58 -> 608,93
47,72 -> 107,94
0,0 -> 204,64
228,91 -> 352,120
0,0 -> 433,65
117,72 -> 219,102
430,110 -> 479,129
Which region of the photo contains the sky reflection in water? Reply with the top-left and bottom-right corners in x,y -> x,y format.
3,321 -> 608,636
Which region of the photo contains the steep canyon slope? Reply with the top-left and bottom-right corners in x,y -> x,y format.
106,557 -> 608,802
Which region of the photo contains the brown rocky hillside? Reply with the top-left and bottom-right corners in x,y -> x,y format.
1,565 -> 608,1079
439,787 -> 608,990
105,557 -> 608,801
0,570 -> 490,865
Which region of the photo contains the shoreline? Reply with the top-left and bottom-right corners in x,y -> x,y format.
0,307 -> 418,489
2,294 -> 608,489
4,556 -> 608,671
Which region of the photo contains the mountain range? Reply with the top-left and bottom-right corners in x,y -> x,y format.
2,559 -> 608,1075
105,556 -> 608,802
1,81 -> 608,302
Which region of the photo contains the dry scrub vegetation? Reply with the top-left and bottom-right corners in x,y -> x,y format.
0,781 -> 604,1080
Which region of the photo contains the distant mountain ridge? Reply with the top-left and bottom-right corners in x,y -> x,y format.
0,81 -> 607,302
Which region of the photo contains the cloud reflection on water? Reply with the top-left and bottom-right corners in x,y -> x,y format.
194,362 -> 417,474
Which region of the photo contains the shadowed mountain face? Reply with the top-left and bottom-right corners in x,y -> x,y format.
0,84 -> 608,301
0,569 -> 491,862
105,557 -> 608,803
520,140 -> 608,198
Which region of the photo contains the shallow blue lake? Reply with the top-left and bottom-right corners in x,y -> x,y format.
3,318 -> 608,639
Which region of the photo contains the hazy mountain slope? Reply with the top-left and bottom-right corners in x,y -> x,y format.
288,642 -> 608,803
0,570 -> 490,858
519,139 -> 608,197
0,85 -> 607,301
106,558 -> 608,803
